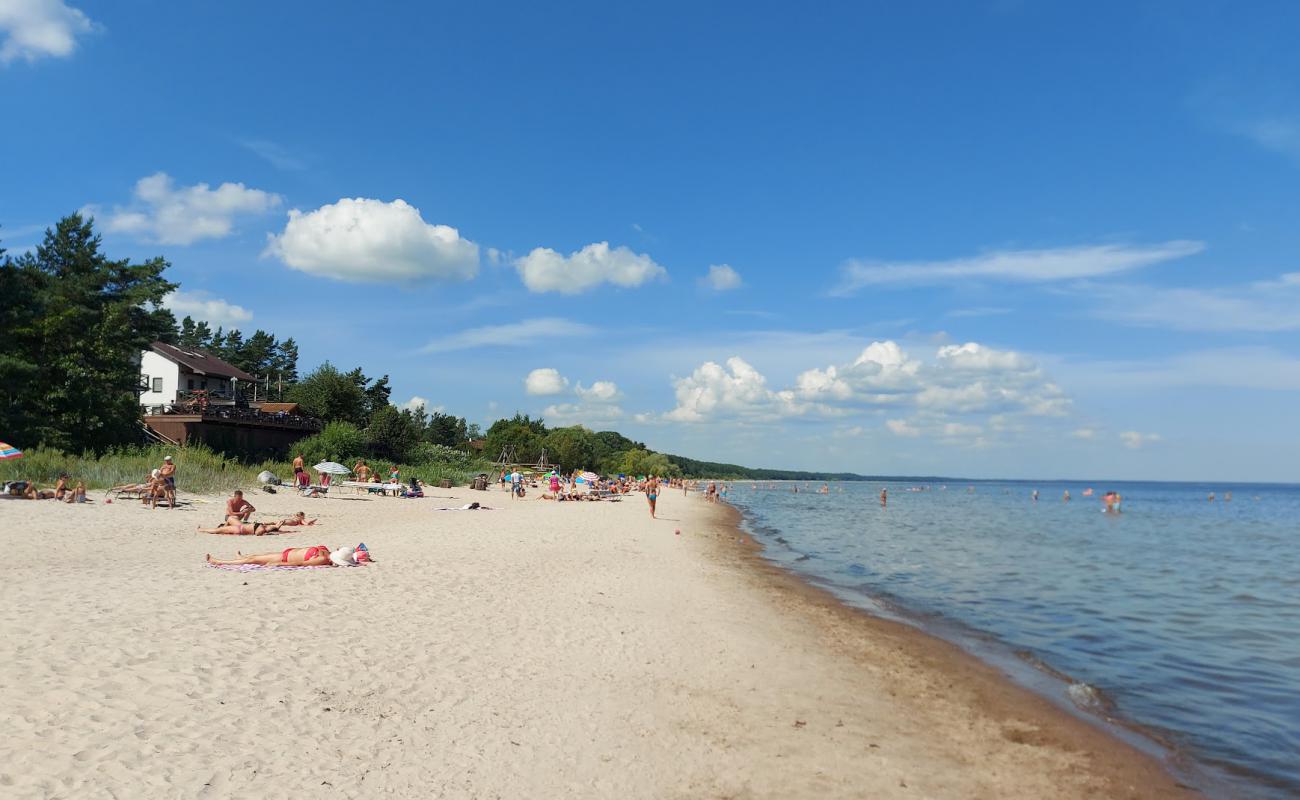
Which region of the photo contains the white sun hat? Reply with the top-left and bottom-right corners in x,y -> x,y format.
329,546 -> 357,567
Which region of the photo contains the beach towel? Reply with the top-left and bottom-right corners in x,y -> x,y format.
434,502 -> 493,511
205,562 -> 362,572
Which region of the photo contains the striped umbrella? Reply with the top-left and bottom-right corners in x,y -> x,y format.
0,442 -> 22,460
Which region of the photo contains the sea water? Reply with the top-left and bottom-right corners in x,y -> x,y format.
724,480 -> 1300,799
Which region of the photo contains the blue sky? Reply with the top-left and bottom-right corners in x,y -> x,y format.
4,1 -> 1299,481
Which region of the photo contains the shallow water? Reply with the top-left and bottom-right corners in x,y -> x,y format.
725,480 -> 1300,799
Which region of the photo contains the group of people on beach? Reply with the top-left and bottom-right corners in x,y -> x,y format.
196,489 -> 319,535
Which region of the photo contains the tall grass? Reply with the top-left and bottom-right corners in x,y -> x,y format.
0,444 -> 493,494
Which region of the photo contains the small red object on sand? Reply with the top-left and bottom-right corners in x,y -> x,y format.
675,529 -> 681,535
105,499 -> 112,504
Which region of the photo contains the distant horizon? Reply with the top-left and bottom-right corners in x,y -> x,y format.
4,2 -> 1299,483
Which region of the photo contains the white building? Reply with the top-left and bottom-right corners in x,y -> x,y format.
139,341 -> 257,412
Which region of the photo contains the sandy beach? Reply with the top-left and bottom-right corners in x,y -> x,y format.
0,486 -> 1196,799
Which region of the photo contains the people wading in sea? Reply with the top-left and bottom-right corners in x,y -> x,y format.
880,488 -> 888,507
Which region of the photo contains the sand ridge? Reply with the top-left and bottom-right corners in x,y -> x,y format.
0,485 -> 1195,798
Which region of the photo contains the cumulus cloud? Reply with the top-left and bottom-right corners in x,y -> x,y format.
514,241 -> 667,294
665,357 -> 803,422
524,368 -> 569,396
399,396 -> 438,413
664,339 -> 1070,439
0,0 -> 94,64
834,240 -> 1204,293
1120,431 -> 1161,450
701,263 -> 742,291
576,380 -> 621,402
419,318 -> 596,354
265,198 -> 478,282
161,291 -> 253,328
1097,272 -> 1300,332
91,173 -> 281,245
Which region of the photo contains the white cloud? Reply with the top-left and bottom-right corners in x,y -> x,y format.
886,419 -> 920,437
542,401 -> 625,426
419,318 -> 596,354
399,396 -> 434,412
1071,428 -> 1097,439
266,198 -> 478,282
1098,272 -> 1300,332
701,263 -> 742,291
91,172 -> 281,245
161,291 -> 253,328
524,368 -> 569,396
665,357 -> 803,422
576,380 -> 621,402
664,339 -> 1070,437
834,240 -> 1204,293
0,0 -> 94,64
514,241 -> 667,294
1120,431 -> 1161,450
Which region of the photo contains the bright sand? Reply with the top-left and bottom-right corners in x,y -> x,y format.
0,486 -> 1196,799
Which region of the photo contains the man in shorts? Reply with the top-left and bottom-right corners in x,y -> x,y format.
159,455 -> 177,509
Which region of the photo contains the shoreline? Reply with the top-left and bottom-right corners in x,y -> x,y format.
698,497 -> 1201,799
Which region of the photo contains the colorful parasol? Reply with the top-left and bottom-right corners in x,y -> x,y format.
0,442 -> 22,460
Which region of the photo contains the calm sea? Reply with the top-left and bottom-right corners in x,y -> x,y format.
724,480 -> 1300,799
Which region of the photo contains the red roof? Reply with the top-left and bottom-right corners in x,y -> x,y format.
149,341 -> 257,382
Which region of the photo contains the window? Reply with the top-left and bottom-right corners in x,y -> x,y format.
152,377 -> 163,393
201,380 -> 208,389
187,379 -> 195,390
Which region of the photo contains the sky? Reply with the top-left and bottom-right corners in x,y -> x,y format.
3,0 -> 1299,482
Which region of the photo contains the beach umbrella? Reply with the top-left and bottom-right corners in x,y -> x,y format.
313,461 -> 351,475
0,442 -> 22,460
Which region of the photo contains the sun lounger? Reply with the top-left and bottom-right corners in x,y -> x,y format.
336,481 -> 404,497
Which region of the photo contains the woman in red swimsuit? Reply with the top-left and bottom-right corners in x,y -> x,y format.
206,545 -> 333,567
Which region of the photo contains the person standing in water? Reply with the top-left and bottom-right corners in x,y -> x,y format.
879,488 -> 888,507
1032,489 -> 1039,502
1063,489 -> 1071,502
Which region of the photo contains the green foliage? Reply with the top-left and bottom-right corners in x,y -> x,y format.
0,443 -> 280,494
543,425 -> 599,472
0,214 -> 176,453
426,411 -> 469,447
287,362 -> 369,425
482,413 -> 547,463
364,405 -> 422,462
617,447 -> 679,478
291,421 -> 366,465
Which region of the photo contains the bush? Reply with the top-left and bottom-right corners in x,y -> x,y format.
291,421 -> 365,466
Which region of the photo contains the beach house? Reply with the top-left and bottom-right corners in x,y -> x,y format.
139,341 -> 256,412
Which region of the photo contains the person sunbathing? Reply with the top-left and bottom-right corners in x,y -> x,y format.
278,511 -> 319,526
206,545 -> 334,567
198,519 -> 286,535
53,474 -> 70,500
4,481 -> 54,499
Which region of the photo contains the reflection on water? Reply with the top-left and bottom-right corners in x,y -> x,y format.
726,480 -> 1300,799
